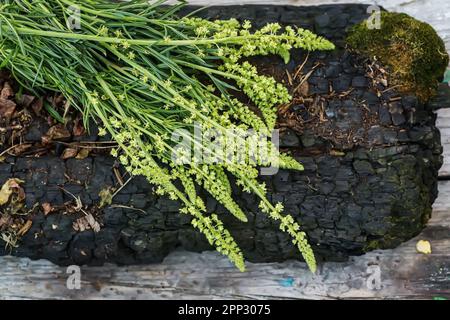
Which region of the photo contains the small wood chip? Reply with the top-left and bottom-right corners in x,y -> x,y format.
85,213 -> 101,233
17,220 -> 33,237
330,150 -> 346,157
73,214 -> 101,233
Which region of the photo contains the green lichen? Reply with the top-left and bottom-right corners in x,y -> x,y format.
347,12 -> 449,101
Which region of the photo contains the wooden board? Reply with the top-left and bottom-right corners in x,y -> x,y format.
437,108 -> 450,177
0,0 -> 449,300
0,180 -> 448,300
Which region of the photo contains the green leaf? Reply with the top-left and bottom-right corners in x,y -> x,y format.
44,102 -> 65,124
279,48 -> 291,64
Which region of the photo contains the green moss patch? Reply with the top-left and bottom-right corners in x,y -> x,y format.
347,12 -> 449,101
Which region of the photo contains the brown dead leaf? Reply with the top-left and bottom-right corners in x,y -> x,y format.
8,179 -> 20,189
73,118 -> 85,137
42,202 -> 53,215
17,220 -> 32,237
42,124 -> 71,144
15,185 -> 26,202
296,81 -> 310,97
61,148 -> 78,160
1,82 -> 14,99
76,148 -> 90,160
31,98 -> 43,115
11,143 -> 32,156
48,124 -> 72,139
8,179 -> 25,202
19,94 -> 35,108
0,178 -> 24,205
0,98 -> 17,118
0,214 -> 12,228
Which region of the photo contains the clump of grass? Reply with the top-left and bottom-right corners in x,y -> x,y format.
0,0 -> 335,272
347,11 -> 449,101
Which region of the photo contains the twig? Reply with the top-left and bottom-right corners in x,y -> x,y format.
110,204 -> 146,214
294,52 -> 309,80
285,69 -> 293,86
58,186 -> 83,211
113,167 -> 124,185
0,145 -> 20,158
293,66 -> 316,94
54,141 -> 118,149
112,176 -> 133,198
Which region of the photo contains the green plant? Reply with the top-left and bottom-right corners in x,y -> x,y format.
0,0 -> 335,272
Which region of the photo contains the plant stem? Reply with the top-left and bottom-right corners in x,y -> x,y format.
4,25 -> 298,47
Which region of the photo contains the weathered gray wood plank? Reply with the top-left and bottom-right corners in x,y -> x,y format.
437,108 -> 450,177
434,180 -> 450,212
0,180 -> 448,300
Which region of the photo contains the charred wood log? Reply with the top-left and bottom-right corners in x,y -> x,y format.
0,4 -> 445,266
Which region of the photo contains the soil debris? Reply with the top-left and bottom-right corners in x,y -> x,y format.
73,213 -> 101,233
